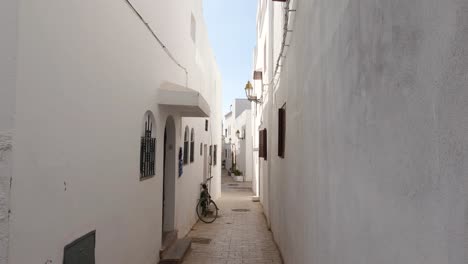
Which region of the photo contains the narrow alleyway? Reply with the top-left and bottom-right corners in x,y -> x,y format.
183,171 -> 282,264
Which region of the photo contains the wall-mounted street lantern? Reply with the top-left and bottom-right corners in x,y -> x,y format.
236,130 -> 245,140
244,81 -> 262,104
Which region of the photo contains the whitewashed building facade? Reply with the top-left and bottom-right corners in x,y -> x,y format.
222,99 -> 253,182
251,0 -> 468,263
0,0 -> 222,263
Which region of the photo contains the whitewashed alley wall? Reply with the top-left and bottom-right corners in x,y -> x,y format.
0,1 -> 17,263
223,100 -> 252,180
255,0 -> 468,263
235,110 -> 253,181
8,0 -> 221,263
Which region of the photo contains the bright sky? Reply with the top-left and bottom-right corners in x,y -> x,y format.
203,0 -> 258,114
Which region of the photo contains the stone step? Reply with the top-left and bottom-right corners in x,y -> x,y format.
159,238 -> 192,264
160,230 -> 178,259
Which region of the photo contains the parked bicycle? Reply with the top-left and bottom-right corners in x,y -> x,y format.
196,176 -> 219,223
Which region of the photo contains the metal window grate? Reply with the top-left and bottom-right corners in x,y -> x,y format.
184,127 -> 189,165
213,145 -> 217,166
278,106 -> 286,158
184,141 -> 189,164
209,145 -> 212,164
190,129 -> 195,163
140,116 -> 156,178
259,129 -> 267,160
190,142 -> 195,162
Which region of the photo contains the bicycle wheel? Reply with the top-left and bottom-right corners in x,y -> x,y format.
196,199 -> 218,223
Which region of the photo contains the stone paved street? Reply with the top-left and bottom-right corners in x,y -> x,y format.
183,172 -> 282,264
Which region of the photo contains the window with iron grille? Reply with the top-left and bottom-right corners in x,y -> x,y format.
184,126 -> 189,165
259,129 -> 267,160
209,145 -> 212,164
140,114 -> 156,179
278,105 -> 286,158
190,128 -> 195,163
259,130 -> 263,158
213,145 -> 217,166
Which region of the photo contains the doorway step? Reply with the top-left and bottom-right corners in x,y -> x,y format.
159,231 -> 192,264
160,230 -> 178,258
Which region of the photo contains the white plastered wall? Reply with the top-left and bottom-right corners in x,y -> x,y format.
0,1 -> 17,263
8,0 -> 221,263
222,101 -> 253,182
254,0 -> 468,263
234,110 -> 253,181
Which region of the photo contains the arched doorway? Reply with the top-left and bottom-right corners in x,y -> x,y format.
162,116 -> 176,238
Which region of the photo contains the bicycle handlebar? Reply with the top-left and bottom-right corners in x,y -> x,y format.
201,176 -> 213,186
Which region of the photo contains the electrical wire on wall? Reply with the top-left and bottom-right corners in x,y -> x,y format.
124,0 -> 189,88
266,0 -> 297,91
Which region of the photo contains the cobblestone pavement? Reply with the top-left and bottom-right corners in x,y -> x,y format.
183,171 -> 283,264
